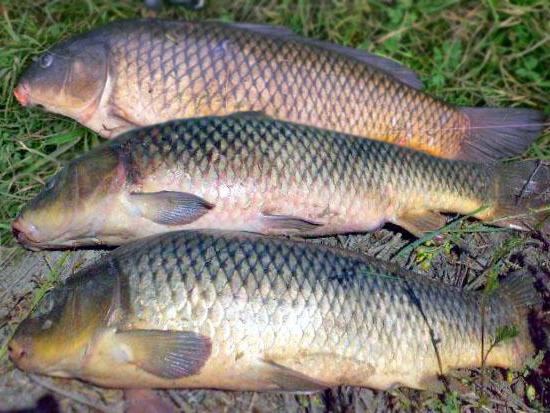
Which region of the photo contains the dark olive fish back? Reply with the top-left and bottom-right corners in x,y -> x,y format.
112,115 -> 494,218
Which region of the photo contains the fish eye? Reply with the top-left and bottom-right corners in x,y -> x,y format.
39,53 -> 54,69
41,319 -> 53,330
44,176 -> 57,191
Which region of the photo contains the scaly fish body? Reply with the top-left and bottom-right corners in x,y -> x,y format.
103,21 -> 464,152
15,115 -> 548,250
9,231 -> 537,390
118,117 -> 485,232
14,19 -> 544,161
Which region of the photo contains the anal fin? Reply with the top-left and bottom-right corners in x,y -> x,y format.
252,359 -> 331,392
261,212 -> 323,234
394,210 -> 446,237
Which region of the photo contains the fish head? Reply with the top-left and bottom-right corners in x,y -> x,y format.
12,147 -> 125,249
9,270 -> 119,378
14,34 -> 109,123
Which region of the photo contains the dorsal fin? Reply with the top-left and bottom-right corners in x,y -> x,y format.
225,110 -> 269,119
224,22 -> 423,90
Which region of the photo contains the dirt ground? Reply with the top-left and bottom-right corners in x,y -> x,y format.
1,228 -> 548,412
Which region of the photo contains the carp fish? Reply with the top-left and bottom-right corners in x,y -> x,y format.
13,19 -> 545,161
12,115 -> 549,250
9,230 -> 540,391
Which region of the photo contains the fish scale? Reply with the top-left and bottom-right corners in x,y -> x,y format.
90,230 -> 531,389
114,115 -> 491,228
105,20 -> 469,155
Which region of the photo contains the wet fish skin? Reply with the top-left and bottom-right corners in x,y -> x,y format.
14,19 -> 544,161
9,230 -> 538,390
12,115 -> 549,250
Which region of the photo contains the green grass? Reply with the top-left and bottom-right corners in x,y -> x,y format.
0,0 -> 549,245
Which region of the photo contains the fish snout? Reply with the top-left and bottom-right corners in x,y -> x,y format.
12,217 -> 40,250
13,82 -> 31,106
8,339 -> 29,368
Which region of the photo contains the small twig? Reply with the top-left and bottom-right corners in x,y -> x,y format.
16,141 -> 62,169
505,35 -> 550,60
401,281 -> 448,392
41,253 -> 54,273
247,392 -> 258,413
517,161 -> 542,203
166,390 -> 195,413
480,293 -> 487,406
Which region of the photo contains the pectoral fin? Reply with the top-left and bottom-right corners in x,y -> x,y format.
130,191 -> 213,226
262,212 -> 323,233
115,329 -> 212,379
395,211 -> 446,237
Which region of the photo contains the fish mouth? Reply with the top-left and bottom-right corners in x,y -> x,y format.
12,218 -> 104,250
12,217 -> 42,251
7,339 -> 27,367
7,337 -> 40,373
13,82 -> 31,106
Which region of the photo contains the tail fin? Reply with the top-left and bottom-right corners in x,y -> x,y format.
529,294 -> 550,376
458,107 -> 546,161
484,273 -> 541,369
497,273 -> 541,316
489,161 -> 550,233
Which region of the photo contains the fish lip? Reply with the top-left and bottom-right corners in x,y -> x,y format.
12,216 -> 103,250
12,218 -> 41,251
13,82 -> 31,106
12,219 -> 103,250
7,338 -> 38,373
